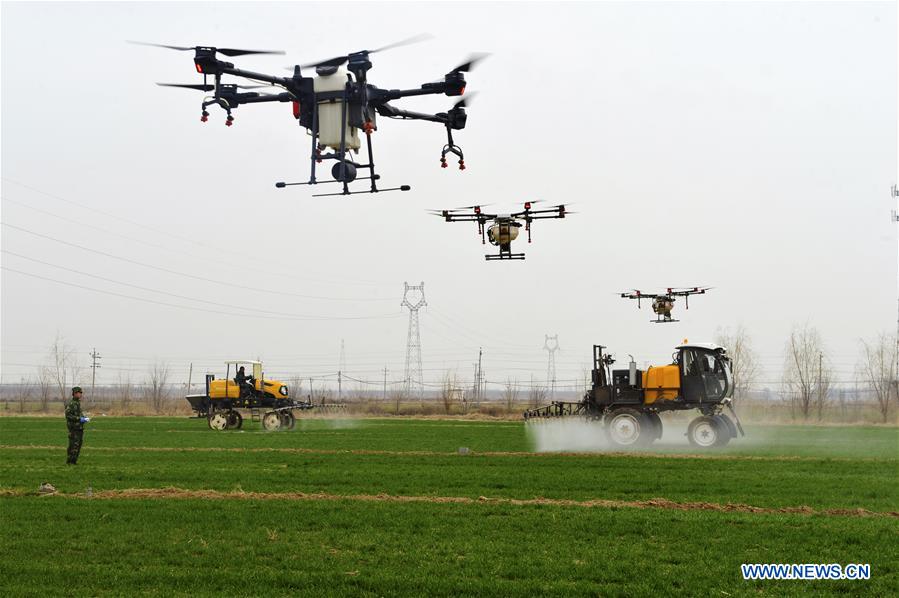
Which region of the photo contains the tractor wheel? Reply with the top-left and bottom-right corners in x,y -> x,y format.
262,411 -> 282,432
687,416 -> 724,448
279,410 -> 296,430
712,414 -> 735,446
645,412 -> 663,441
604,408 -> 651,448
227,410 -> 243,430
207,412 -> 228,431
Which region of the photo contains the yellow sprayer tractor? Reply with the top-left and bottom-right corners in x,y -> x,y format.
524,342 -> 745,448
185,360 -> 313,431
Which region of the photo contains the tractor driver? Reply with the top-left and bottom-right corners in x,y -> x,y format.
234,366 -> 255,398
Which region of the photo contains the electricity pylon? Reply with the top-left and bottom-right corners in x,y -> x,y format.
401,282 -> 427,401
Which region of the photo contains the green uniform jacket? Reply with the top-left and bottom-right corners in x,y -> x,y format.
65,398 -> 83,431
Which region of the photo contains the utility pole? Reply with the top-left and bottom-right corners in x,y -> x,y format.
401,282 -> 427,402
476,347 -> 483,406
338,339 -> 345,401
544,335 -> 559,400
88,348 -> 102,397
817,351 -> 823,418
382,366 -> 388,402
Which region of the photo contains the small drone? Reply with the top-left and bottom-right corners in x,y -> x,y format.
620,287 -> 711,323
431,202 -> 568,260
132,36 -> 485,196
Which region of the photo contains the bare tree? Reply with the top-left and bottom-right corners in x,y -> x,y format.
440,372 -> 456,415
144,362 -> 170,414
782,323 -> 831,420
47,333 -> 81,403
16,377 -> 34,413
393,388 -> 404,415
528,378 -> 547,409
858,333 -> 898,423
503,378 -> 520,414
118,372 -> 134,413
715,325 -> 760,404
37,368 -> 54,413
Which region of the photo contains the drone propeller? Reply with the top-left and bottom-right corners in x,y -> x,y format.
447,203 -> 493,211
299,34 -> 433,69
450,92 -> 478,110
156,82 -> 276,91
156,83 -> 215,91
449,53 -> 490,74
129,40 -> 285,57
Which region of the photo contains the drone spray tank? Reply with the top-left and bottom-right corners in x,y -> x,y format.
313,66 -> 361,152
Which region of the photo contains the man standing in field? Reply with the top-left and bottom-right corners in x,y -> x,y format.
65,386 -> 89,465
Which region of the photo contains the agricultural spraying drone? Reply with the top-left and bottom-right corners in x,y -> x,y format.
619,287 -> 711,323
431,201 -> 569,260
132,36 -> 485,196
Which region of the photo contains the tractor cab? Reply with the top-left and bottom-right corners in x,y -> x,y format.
676,343 -> 733,404
206,360 -> 289,405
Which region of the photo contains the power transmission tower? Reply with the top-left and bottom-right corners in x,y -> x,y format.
543,335 -> 559,399
401,281 -> 427,402
89,348 -> 102,396
473,347 -> 483,406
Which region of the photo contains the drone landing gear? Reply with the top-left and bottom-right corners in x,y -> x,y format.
652,318 -> 679,324
441,128 -> 465,170
485,253 -> 525,261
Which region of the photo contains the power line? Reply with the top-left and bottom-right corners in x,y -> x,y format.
1,266 -> 403,322
1,250 -> 393,319
1,178 -> 387,288
1,221 -> 397,303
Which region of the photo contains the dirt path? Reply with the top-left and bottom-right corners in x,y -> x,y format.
5,486 -> 896,518
0,443 -> 891,463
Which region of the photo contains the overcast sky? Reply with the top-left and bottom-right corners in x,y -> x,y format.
1,1 -> 896,392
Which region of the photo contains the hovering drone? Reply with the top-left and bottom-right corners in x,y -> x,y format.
432,202 -> 568,261
132,36 -> 485,197
620,287 -> 711,323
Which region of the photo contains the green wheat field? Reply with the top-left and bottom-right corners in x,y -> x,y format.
1,416 -> 897,596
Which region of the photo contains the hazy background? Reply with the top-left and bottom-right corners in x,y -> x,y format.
2,1 -> 896,392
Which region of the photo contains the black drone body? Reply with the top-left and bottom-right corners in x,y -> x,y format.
432,202 -> 568,261
619,287 -> 712,323
134,38 -> 484,196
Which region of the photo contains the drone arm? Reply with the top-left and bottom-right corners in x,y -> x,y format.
377,83 -> 455,102
236,92 -> 294,104
442,213 -> 489,222
375,103 -> 446,124
513,211 -> 564,220
215,64 -> 293,89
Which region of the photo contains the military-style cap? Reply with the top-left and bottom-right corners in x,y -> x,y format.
72,386 -> 83,394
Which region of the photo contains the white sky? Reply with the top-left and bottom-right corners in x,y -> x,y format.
1,1 -> 897,392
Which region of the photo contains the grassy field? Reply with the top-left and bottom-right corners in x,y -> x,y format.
1,416 -> 897,596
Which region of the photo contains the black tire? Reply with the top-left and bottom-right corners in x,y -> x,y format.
604,408 -> 651,448
262,411 -> 282,432
687,416 -> 724,448
227,410 -> 243,430
279,410 -> 296,431
207,411 -> 228,431
645,412 -> 663,441
712,414 -> 735,446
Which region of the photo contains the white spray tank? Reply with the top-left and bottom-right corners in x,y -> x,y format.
628,354 -> 637,386
313,67 -> 361,152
